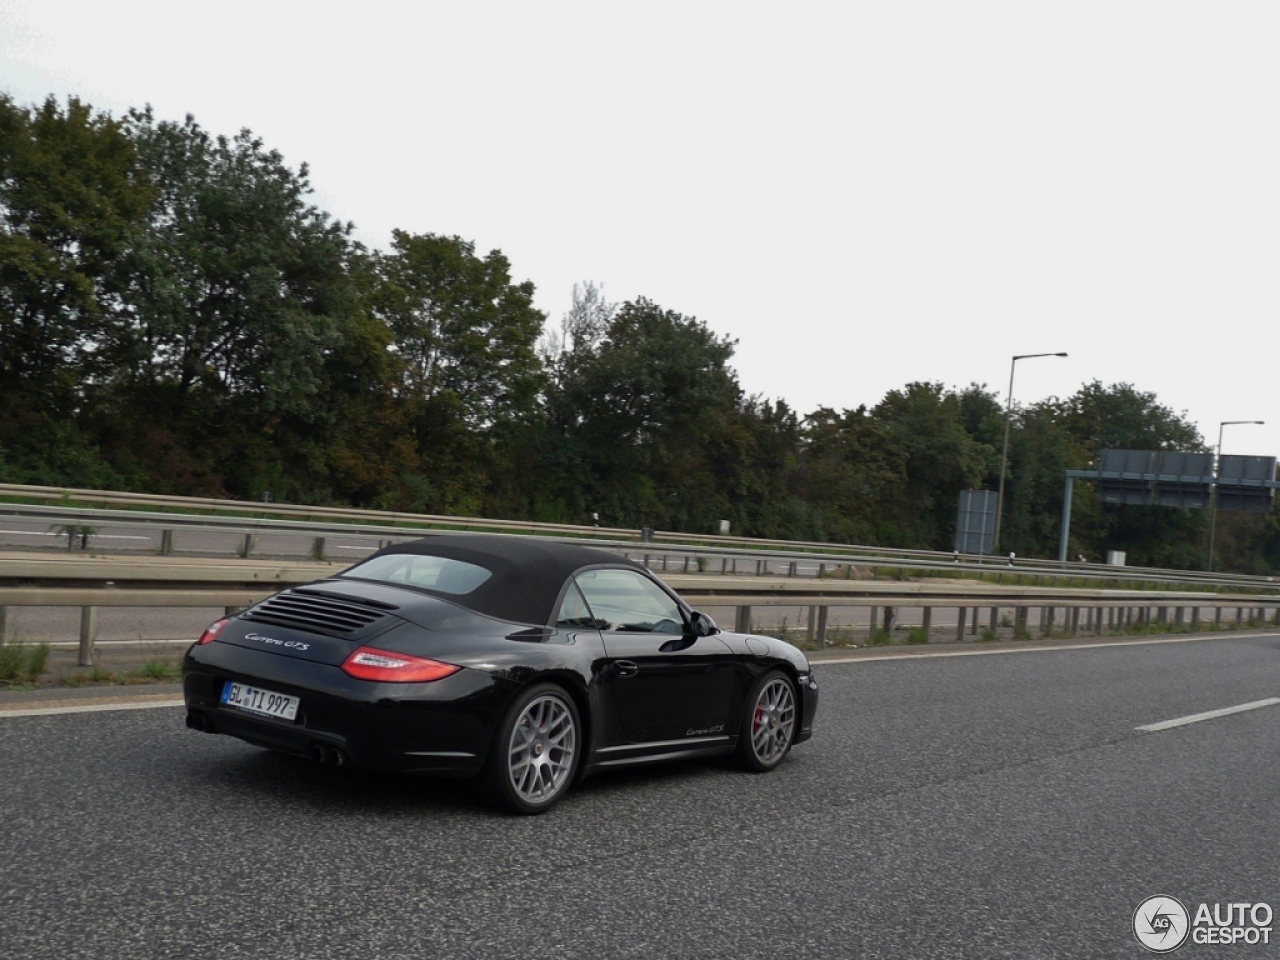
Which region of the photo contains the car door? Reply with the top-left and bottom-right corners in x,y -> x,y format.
574,567 -> 735,745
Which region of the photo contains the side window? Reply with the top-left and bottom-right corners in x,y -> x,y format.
574,569 -> 684,634
554,582 -> 599,629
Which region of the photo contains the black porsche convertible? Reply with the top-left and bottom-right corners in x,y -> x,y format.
183,535 -> 818,813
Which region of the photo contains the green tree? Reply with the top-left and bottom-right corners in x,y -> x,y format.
0,94 -> 152,487
111,109 -> 359,420
794,406 -> 908,545
89,108 -> 374,499
370,231 -> 546,513
543,298 -> 740,530
1004,382 -> 1207,565
871,382 -> 998,548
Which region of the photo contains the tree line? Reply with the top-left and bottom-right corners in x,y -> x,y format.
2,95 -> 1277,572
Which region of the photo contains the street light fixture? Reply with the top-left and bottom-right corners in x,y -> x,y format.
1206,419 -> 1265,573
992,352 -> 1068,553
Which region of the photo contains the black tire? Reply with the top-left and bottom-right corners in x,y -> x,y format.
482,682 -> 582,815
735,670 -> 798,772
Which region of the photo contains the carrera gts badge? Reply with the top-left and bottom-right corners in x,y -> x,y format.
244,633 -> 310,652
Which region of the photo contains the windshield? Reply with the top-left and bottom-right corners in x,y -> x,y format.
341,553 -> 493,595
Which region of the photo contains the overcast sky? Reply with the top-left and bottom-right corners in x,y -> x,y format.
3,2 -> 1277,458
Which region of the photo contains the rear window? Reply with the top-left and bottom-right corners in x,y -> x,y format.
341,554 -> 493,595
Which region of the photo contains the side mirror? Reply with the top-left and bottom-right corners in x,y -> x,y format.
688,611 -> 719,638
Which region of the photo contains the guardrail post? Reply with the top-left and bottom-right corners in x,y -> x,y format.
160,529 -> 174,555
312,537 -> 326,561
240,533 -> 254,558
956,606 -> 967,641
1174,607 -> 1184,627
989,607 -> 999,634
721,558 -> 727,574
224,605 -> 243,618
1273,608 -> 1280,627
1069,607 -> 1080,636
1214,607 -> 1222,628
1191,608 -> 1200,629
806,606 -> 817,642
0,605 -> 5,642
683,556 -> 690,573
1014,606 -> 1028,637
78,606 -> 98,666
818,563 -> 826,578
816,606 -> 829,646
883,607 -> 895,634
1157,606 -> 1168,625
735,606 -> 752,633
1236,606 -> 1243,625
921,607 -> 932,638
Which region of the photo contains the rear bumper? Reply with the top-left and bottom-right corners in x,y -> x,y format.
183,641 -> 515,776
794,671 -> 819,745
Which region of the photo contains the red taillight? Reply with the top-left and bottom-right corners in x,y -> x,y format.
340,646 -> 461,683
198,618 -> 229,645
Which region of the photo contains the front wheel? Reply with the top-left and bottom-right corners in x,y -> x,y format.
735,670 -> 797,772
483,683 -> 581,814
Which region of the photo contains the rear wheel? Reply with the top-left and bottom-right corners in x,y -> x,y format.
735,670 -> 797,772
483,683 -> 581,814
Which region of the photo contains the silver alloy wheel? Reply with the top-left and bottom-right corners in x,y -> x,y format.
507,693 -> 578,805
750,677 -> 797,765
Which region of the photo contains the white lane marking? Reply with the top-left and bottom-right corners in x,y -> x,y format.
811,631 -> 1270,666
1136,698 -> 1280,733
0,700 -> 184,719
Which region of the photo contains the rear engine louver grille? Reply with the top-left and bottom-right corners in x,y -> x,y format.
242,590 -> 397,639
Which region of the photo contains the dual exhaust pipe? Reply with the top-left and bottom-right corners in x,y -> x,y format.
309,743 -> 348,767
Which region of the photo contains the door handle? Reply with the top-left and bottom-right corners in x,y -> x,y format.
616,660 -> 638,678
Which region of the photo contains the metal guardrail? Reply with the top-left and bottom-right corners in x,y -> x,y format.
3,499 -> 1279,597
1,552 -> 1278,669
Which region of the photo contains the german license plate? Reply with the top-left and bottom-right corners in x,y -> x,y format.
221,681 -> 300,721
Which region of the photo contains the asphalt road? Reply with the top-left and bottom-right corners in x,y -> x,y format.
2,634 -> 1278,959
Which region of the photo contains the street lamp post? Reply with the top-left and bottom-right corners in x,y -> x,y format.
1207,419 -> 1265,573
992,352 -> 1067,553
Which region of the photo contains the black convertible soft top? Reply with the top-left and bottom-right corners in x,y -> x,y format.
342,534 -> 650,626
